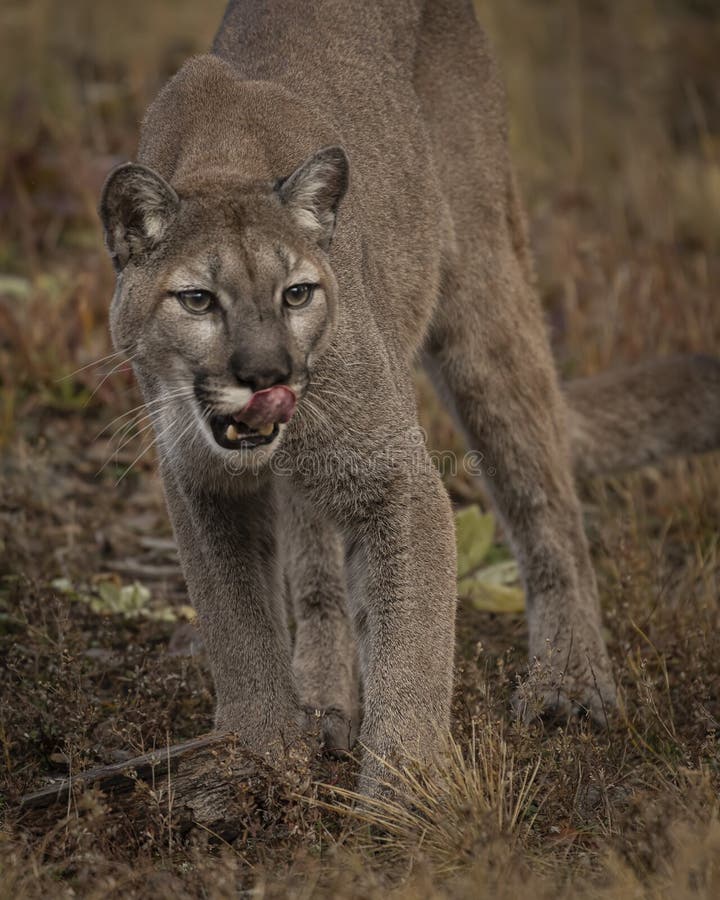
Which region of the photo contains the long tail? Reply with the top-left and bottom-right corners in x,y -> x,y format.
565,354 -> 720,477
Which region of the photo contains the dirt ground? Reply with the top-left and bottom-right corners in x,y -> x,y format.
1,1 -> 720,896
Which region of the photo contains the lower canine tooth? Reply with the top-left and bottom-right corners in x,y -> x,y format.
257,423 -> 274,437
226,423 -> 240,441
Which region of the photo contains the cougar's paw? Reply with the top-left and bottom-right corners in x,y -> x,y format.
214,704 -> 308,763
513,648 -> 618,727
357,755 -> 400,805
355,742 -> 446,812
302,705 -> 356,757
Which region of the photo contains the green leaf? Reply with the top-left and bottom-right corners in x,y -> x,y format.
96,581 -> 151,617
57,576 -> 183,622
0,275 -> 31,298
51,577 -> 74,594
458,560 -> 525,614
455,505 -> 495,578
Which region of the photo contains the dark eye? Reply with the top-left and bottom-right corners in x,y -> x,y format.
176,289 -> 216,314
283,283 -> 315,309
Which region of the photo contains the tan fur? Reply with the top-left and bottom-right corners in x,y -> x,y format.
100,0 -> 720,795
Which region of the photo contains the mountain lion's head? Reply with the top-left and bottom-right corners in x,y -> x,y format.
100,147 -> 348,465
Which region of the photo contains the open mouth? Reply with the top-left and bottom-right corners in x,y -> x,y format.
205,385 -> 297,451
210,415 -> 280,450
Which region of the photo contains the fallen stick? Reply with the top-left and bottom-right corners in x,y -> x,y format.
17,733 -> 287,839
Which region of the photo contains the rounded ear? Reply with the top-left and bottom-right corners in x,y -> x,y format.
276,146 -> 349,250
99,163 -> 179,271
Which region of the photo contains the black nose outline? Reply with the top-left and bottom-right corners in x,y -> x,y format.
230,350 -> 292,392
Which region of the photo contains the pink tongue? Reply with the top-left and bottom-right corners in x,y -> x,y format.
232,385 -> 297,429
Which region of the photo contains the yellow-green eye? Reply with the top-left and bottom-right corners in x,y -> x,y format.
176,289 -> 215,314
283,283 -> 315,309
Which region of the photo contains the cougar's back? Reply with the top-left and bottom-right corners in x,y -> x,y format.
138,1 -> 495,357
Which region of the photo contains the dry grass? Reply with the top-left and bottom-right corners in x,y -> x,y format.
1,0 -> 720,896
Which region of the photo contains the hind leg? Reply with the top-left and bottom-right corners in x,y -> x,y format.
415,3 -> 615,720
426,243 -> 616,721
281,490 -> 359,753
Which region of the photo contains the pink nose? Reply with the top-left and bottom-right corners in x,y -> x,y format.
232,385 -> 297,429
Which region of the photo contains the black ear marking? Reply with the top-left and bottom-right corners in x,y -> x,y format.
276,146 -> 349,250
99,163 -> 179,271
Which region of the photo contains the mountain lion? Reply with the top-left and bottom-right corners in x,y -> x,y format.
100,0 -> 720,794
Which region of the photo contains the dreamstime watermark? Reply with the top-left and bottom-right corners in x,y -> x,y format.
222,424 -> 497,480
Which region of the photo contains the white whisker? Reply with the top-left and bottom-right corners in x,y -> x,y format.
313,385 -> 359,406
95,387 -> 194,441
114,411 -> 182,486
83,351 -> 140,406
98,416 -> 160,475
57,347 -> 133,382
157,413 -> 198,460
298,396 -> 334,434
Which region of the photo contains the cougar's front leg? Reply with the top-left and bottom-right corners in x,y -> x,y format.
347,465 -> 457,795
163,473 -> 301,755
427,245 -> 616,721
281,490 -> 359,753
